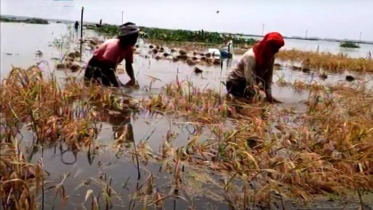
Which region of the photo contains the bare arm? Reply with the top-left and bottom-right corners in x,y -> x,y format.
125,63 -> 135,80
124,50 -> 136,87
125,62 -> 135,82
263,58 -> 280,103
243,56 -> 256,87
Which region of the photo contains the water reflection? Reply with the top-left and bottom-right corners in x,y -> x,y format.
58,142 -> 78,165
98,109 -> 133,141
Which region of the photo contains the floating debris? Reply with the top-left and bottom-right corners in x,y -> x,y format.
319,73 -> 328,80
346,75 -> 355,81
291,65 -> 302,71
213,59 -> 221,65
186,59 -> 196,66
67,51 -> 80,60
179,50 -> 187,56
205,58 -> 213,65
194,67 -> 203,73
70,63 -> 80,72
56,63 -> 66,69
177,55 -> 188,60
302,68 -> 311,73
172,57 -> 179,62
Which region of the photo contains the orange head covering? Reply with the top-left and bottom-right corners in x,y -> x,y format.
253,32 -> 285,72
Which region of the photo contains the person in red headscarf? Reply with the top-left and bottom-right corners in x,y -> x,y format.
226,32 -> 285,103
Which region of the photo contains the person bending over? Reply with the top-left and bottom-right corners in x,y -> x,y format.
226,32 -> 285,103
84,22 -> 139,87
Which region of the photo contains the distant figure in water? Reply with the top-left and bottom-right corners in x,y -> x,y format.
84,22 -> 139,87
74,21 -> 79,30
221,39 -> 233,58
226,32 -> 285,103
96,19 -> 103,28
368,51 -> 372,60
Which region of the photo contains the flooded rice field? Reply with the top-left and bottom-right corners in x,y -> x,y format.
1,22 -> 373,210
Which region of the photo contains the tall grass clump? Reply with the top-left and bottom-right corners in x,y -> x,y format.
0,65 -> 140,208
277,49 -> 373,72
140,77 -> 373,207
0,142 -> 43,210
0,66 -> 138,148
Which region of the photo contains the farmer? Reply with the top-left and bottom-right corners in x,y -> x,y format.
220,39 -> 233,58
84,22 -> 139,87
74,21 -> 79,30
226,32 -> 285,103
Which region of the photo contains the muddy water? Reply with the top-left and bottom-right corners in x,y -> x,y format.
2,22 -> 373,209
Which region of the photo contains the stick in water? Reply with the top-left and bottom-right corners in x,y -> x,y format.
125,123 -> 141,180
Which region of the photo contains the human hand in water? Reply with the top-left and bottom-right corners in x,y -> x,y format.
124,79 -> 136,87
266,95 -> 282,104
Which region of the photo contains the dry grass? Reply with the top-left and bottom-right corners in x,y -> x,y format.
1,65 -> 373,209
140,77 -> 373,208
1,66 -> 95,147
141,77 -> 271,124
0,66 -> 138,145
277,49 -> 373,73
0,142 -> 43,210
0,66 -> 138,209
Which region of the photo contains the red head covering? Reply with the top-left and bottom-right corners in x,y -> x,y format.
253,32 -> 285,72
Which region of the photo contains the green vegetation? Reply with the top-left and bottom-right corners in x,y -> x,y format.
85,24 -> 258,45
86,24 -> 118,35
140,27 -> 257,45
0,17 -> 49,24
339,41 -> 360,48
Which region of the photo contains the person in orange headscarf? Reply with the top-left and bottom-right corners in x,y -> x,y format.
226,32 -> 285,103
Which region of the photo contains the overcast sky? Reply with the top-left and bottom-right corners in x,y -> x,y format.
1,0 -> 373,41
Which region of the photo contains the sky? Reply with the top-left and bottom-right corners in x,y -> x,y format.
1,0 -> 373,41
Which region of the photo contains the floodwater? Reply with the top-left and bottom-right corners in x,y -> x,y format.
1,22 -> 373,209
245,35 -> 373,59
